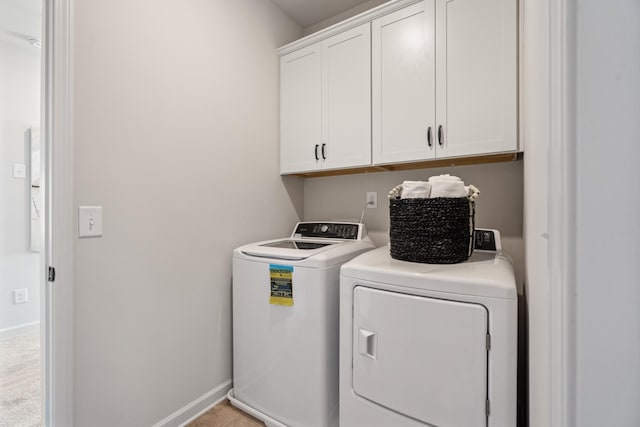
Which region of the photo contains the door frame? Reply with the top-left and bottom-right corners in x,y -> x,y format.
43,0 -> 73,425
548,0 -> 577,425
37,0 -> 579,426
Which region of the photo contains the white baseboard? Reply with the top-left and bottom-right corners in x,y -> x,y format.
0,321 -> 40,335
152,379 -> 232,427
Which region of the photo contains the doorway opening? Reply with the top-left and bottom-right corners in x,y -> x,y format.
0,0 -> 44,425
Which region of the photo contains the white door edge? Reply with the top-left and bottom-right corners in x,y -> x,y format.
43,0 -> 74,425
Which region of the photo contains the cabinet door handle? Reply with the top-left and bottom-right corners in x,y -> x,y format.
314,144 -> 319,160
438,125 -> 444,147
321,143 -> 326,160
427,127 -> 433,147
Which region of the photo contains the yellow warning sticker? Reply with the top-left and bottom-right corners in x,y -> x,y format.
269,264 -> 293,306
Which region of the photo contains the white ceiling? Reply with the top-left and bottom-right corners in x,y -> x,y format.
1,0 -> 373,47
270,0 -> 375,28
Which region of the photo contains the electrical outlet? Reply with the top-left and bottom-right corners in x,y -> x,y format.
366,192 -> 378,209
13,288 -> 28,304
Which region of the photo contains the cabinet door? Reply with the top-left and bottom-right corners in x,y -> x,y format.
435,0 -> 517,158
372,1 -> 436,165
280,44 -> 322,174
321,23 -> 372,171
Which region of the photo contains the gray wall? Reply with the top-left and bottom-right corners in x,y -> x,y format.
304,160 -> 524,286
0,39 -> 41,331
575,0 -> 640,424
72,0 -> 302,425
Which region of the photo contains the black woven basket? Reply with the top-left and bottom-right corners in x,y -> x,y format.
389,197 -> 475,264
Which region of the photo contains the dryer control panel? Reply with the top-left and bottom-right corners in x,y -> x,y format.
293,222 -> 361,240
473,228 -> 501,251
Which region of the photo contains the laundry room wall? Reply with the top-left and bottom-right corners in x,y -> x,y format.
574,0 -> 640,423
0,35 -> 41,331
72,0 -> 302,425
303,160 -> 525,287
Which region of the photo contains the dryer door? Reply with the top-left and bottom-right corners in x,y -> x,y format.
352,286 -> 488,427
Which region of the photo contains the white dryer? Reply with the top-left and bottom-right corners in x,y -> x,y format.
339,229 -> 517,427
229,222 -> 374,427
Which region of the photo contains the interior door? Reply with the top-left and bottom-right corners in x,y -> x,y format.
353,286 -> 488,427
434,0 -> 517,158
372,1 -> 436,165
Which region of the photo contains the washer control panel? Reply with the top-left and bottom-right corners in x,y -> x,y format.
292,222 -> 361,240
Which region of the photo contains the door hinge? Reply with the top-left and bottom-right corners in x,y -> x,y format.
486,399 -> 491,416
48,266 -> 56,282
486,333 -> 491,351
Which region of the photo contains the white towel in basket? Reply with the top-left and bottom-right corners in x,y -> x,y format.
430,180 -> 467,198
400,181 -> 431,199
389,176 -> 480,200
428,174 -> 462,182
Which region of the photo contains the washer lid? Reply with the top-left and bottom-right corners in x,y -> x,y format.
241,239 -> 341,261
260,240 -> 335,250
236,238 -> 374,267
341,246 -> 516,299
234,222 -> 373,267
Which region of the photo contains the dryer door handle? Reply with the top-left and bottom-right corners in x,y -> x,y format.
358,328 -> 377,360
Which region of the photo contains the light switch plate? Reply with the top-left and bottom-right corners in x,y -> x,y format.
78,206 -> 103,238
13,163 -> 26,179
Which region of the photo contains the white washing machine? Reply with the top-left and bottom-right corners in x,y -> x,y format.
229,222 -> 374,427
339,229 -> 517,427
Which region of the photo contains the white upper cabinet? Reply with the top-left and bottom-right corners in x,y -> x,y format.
372,0 -> 517,165
280,23 -> 371,174
435,0 -> 517,159
372,1 -> 436,164
280,0 -> 517,174
280,44 -> 322,174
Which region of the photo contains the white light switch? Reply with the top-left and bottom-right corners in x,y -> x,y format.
13,163 -> 26,179
78,206 -> 103,238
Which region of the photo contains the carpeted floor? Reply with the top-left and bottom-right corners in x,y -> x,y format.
0,325 -> 41,427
